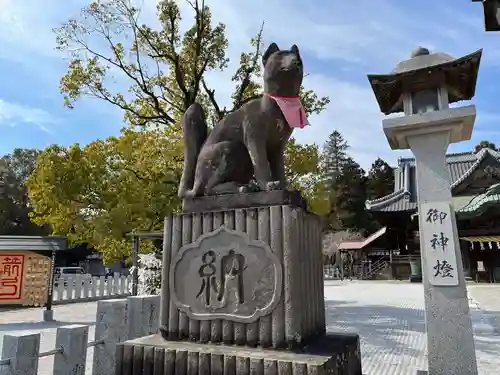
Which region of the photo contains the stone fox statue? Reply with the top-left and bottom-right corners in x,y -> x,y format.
178,42 -> 309,198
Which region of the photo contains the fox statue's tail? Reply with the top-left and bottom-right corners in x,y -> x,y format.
177,103 -> 208,198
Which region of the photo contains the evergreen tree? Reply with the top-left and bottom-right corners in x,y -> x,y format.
366,158 -> 394,200
322,130 -> 349,189
322,130 -> 349,230
335,157 -> 372,234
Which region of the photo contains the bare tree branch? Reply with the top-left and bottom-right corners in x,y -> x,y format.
92,21 -> 175,123
90,84 -> 170,125
232,21 -> 264,111
201,78 -> 225,119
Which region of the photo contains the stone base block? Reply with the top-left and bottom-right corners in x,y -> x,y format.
42,309 -> 54,322
409,275 -> 422,283
182,190 -> 307,213
115,332 -> 362,375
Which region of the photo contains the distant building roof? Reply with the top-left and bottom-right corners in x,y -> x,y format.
456,183 -> 500,219
366,148 -> 500,213
0,236 -> 67,251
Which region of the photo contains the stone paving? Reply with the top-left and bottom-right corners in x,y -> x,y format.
0,282 -> 499,374
466,283 -> 500,375
324,280 -> 500,375
468,284 -> 500,332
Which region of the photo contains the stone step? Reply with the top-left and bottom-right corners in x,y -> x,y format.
116,332 -> 362,375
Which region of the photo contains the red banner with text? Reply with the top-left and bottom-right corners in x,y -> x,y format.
0,251 -> 50,306
0,254 -> 25,301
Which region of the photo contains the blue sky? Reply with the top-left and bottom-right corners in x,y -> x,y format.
1,0 -> 499,169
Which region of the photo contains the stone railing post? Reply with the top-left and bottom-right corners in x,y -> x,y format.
0,333 -> 40,375
53,325 -> 89,375
92,299 -> 128,375
126,295 -> 161,340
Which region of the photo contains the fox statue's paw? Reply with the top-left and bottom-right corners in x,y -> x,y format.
184,189 -> 197,198
159,325 -> 169,340
266,180 -> 284,191
239,180 -> 260,193
238,185 -> 250,193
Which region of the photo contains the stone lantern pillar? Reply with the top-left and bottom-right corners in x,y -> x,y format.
367,47 -> 482,375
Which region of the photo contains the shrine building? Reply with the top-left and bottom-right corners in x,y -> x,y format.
364,147 -> 500,282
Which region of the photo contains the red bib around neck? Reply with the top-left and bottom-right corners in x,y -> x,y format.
264,93 -> 310,129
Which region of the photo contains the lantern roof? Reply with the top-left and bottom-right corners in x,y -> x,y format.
367,47 -> 482,115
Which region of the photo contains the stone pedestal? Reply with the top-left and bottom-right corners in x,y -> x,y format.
115,193 -> 362,375
159,202 -> 326,349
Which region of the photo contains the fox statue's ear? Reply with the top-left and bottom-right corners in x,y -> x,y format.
262,42 -> 280,66
290,44 -> 300,57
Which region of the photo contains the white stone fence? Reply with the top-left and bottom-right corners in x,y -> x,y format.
0,295 -> 160,375
53,274 -> 133,304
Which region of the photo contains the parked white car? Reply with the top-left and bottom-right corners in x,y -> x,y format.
54,267 -> 92,286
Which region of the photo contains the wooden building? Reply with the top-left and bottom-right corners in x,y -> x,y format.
366,147 -> 500,282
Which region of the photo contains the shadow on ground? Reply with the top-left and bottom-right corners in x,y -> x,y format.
474,334 -> 500,358
324,298 -> 500,367
325,299 -> 426,359
473,309 -> 500,358
0,320 -> 96,332
480,310 -> 500,333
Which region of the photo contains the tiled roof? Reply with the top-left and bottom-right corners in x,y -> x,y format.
456,183 -> 500,219
366,148 -> 500,213
366,189 -> 417,212
450,148 -> 500,188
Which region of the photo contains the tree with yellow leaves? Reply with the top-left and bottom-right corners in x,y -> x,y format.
28,127 -> 182,263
